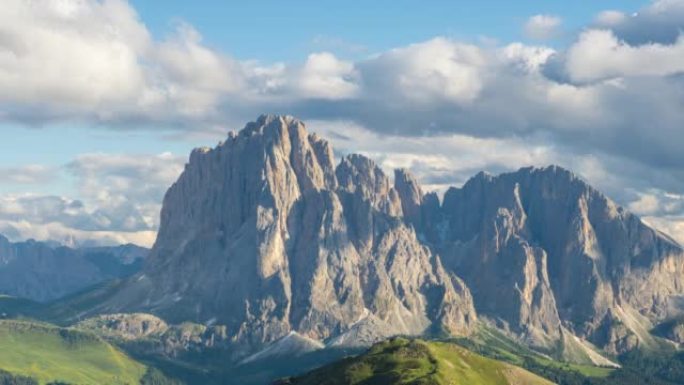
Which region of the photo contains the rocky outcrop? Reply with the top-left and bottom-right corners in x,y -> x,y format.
76,313 -> 169,340
77,313 -> 229,357
0,236 -> 147,302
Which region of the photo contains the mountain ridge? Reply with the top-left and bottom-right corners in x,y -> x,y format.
64,114 -> 684,365
0,235 -> 147,302
430,162 -> 684,354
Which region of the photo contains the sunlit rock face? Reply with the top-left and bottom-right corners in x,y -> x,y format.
105,115 -> 476,356
102,115 -> 684,359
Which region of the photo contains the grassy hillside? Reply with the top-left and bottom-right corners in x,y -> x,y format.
278,337 -> 554,385
0,319 -> 150,385
451,325 -> 684,385
452,326 -> 615,380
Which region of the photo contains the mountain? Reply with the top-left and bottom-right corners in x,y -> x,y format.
430,167 -> 684,357
66,115 -> 684,367
97,114 -> 475,359
0,235 -> 147,302
277,337 -> 554,385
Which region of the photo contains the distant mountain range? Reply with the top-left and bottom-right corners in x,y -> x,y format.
2,115 -> 684,385
0,234 -> 147,302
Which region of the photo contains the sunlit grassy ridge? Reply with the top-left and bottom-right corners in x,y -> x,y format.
0,319 -> 147,385
280,337 -> 554,385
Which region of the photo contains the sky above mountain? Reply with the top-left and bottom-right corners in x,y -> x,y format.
0,0 -> 683,247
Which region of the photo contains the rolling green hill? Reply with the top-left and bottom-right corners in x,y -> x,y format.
278,337 -> 554,385
0,319 -> 175,385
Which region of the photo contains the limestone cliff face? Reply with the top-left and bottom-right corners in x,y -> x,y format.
107,115 -> 476,356
432,166 -> 684,354
103,115 -> 684,359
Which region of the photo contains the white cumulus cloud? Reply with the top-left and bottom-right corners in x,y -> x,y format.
524,14 -> 562,40
359,38 -> 487,104
565,29 -> 684,82
1,0 -> 684,245
296,52 -> 359,99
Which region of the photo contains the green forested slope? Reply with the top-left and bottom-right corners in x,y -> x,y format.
278,337 -> 554,385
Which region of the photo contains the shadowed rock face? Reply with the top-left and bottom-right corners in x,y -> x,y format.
102,115 -> 684,359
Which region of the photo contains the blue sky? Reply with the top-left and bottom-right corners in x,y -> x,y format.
131,0 -> 645,60
1,0 -> 684,246
0,0 -> 647,170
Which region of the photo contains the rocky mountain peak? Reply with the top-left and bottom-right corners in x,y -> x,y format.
103,116 -> 477,359
96,116 -> 684,364
394,168 -> 424,230
335,154 -> 403,216
336,154 -> 388,193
